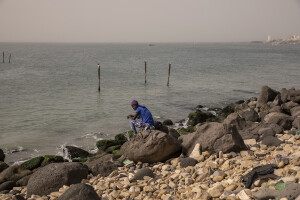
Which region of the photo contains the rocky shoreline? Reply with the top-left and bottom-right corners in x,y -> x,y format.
1,85 -> 300,200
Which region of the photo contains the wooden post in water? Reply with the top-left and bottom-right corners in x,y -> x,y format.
97,64 -> 101,91
2,51 -> 4,63
167,63 -> 171,86
9,54 -> 11,64
144,61 -> 147,84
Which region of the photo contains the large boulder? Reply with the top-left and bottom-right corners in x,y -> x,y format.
240,108 -> 259,122
0,162 -> 9,174
121,129 -> 182,163
180,122 -> 247,155
277,183 -> 300,200
85,153 -> 122,177
26,162 -> 88,197
0,166 -> 32,184
65,146 -> 90,159
291,106 -> 300,117
293,117 -> 300,129
239,123 -> 283,140
223,113 -> 248,130
0,149 -> 4,162
257,86 -> 279,109
289,89 -> 300,103
261,136 -> 283,147
281,101 -> 299,114
264,112 -> 293,130
0,181 -> 15,192
57,183 -> 100,200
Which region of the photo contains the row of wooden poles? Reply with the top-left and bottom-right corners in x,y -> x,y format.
2,51 -> 12,63
97,61 -> 171,91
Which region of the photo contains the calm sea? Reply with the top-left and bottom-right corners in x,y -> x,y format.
0,42 -> 299,164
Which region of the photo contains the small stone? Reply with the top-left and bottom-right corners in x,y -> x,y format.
281,176 -> 298,183
244,139 -> 257,146
202,151 -> 210,158
225,184 -> 237,191
237,189 -> 251,200
143,186 -> 154,192
278,161 -> 285,168
213,176 -> 224,182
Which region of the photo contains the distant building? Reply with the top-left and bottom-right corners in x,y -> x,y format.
266,35 -> 271,42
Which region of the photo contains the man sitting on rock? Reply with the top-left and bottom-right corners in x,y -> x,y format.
127,100 -> 155,135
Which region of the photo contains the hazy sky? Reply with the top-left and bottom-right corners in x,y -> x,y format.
0,0 -> 300,43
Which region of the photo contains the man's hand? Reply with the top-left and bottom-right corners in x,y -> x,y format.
127,115 -> 134,119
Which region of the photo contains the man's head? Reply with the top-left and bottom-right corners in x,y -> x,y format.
131,100 -> 139,110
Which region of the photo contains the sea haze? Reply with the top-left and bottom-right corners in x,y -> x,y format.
0,42 -> 299,164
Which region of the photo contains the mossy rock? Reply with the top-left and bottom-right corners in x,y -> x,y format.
72,158 -> 88,163
112,150 -> 122,158
105,145 -> 122,154
178,126 -> 195,135
120,130 -> 134,139
41,155 -> 64,167
219,104 -> 235,118
163,119 -> 173,126
188,110 -> 217,126
114,133 -> 127,145
96,139 -> 118,151
21,156 -> 44,170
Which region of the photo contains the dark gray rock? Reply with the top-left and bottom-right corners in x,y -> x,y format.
65,146 -> 90,159
85,153 -> 122,177
0,166 -> 32,184
0,149 -> 4,162
12,195 -> 25,200
168,128 -> 180,139
261,136 -> 283,147
281,88 -> 289,103
258,127 -> 276,140
293,117 -> 300,129
240,122 -> 283,141
269,106 -> 282,113
0,162 -> 9,173
0,190 -> 9,194
281,101 -> 299,114
253,188 -> 278,200
131,168 -> 154,181
57,183 -> 100,200
277,183 -> 300,200
26,162 -> 88,197
264,112 -> 293,130
291,106 -> 300,117
121,129 -> 181,163
290,89 -> 300,103
223,113 -> 248,130
180,157 -> 198,168
0,181 -> 15,192
257,86 -> 279,108
271,94 -> 282,107
241,109 -> 259,122
181,122 -> 247,155
16,174 -> 31,186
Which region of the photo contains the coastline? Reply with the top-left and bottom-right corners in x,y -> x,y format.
1,85 -> 300,199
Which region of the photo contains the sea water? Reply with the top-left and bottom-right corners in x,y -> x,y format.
0,42 -> 299,164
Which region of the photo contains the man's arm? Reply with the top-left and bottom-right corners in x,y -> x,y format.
127,113 -> 138,119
